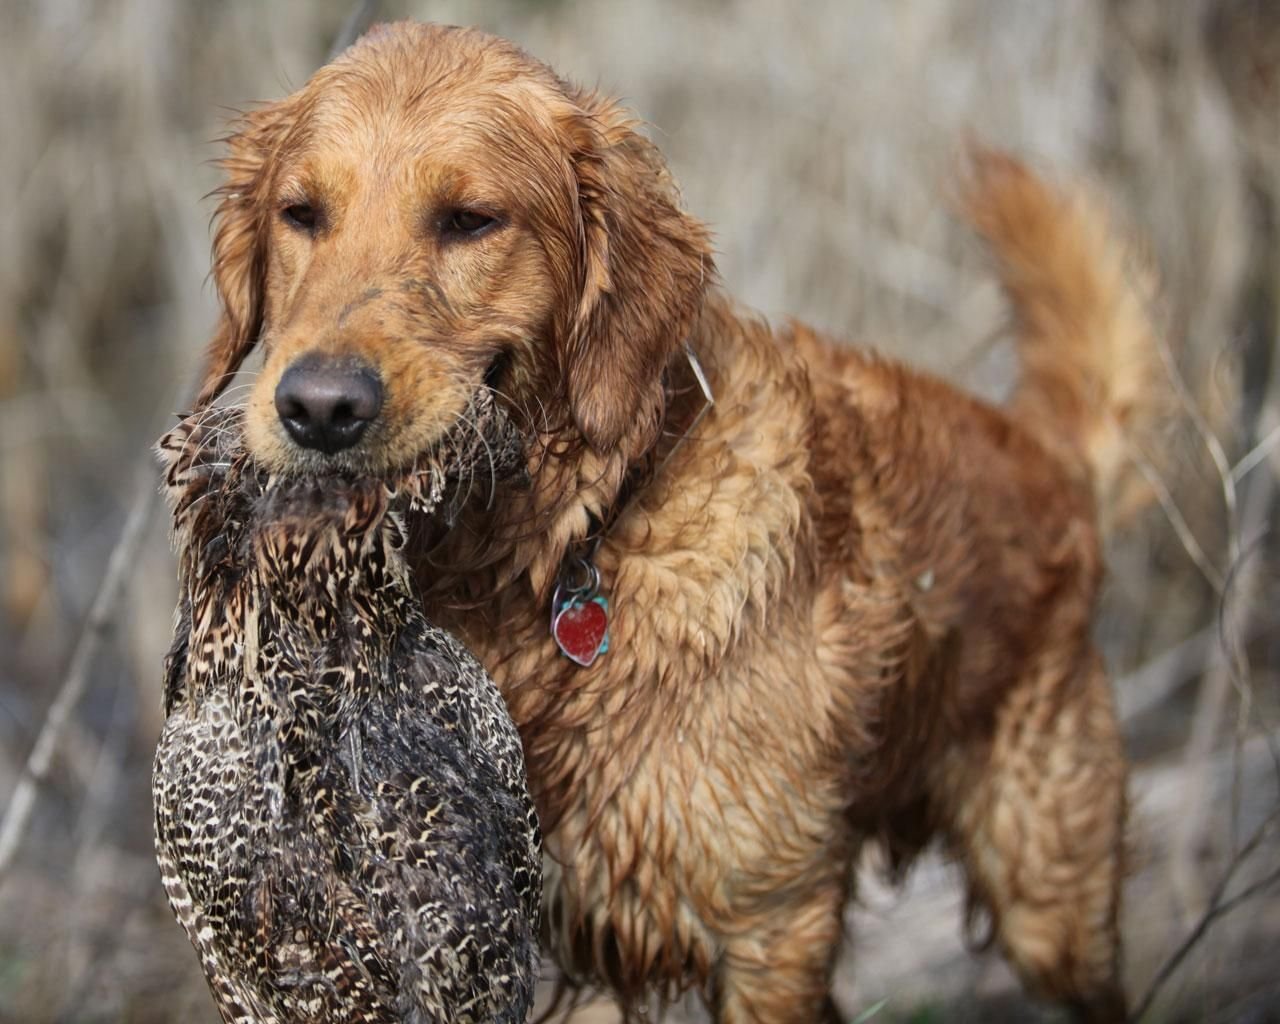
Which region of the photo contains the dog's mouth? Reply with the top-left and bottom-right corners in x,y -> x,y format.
482,348 -> 512,396
252,346 -> 523,484
162,388 -> 527,538
385,385 -> 528,522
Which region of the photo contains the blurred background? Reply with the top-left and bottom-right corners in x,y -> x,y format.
0,0 -> 1277,1020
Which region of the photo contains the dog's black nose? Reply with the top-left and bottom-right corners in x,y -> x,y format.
275,356 -> 383,454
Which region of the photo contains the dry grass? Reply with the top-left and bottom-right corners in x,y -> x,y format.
0,1 -> 1276,1021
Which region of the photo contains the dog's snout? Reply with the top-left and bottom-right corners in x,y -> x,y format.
274,356 -> 383,454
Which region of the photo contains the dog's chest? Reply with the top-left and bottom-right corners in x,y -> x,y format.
461,327 -> 858,991
500,593 -> 851,995
477,502 -> 851,994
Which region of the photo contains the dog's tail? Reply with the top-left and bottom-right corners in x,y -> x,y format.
961,148 -> 1166,525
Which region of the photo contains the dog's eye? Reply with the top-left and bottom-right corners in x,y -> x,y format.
281,203 -> 319,232
442,208 -> 499,238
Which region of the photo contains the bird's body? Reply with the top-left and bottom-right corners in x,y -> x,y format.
153,397 -> 541,1024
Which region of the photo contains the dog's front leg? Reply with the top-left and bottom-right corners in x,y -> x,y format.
708,876 -> 847,1024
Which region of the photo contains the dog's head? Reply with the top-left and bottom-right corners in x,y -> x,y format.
198,21 -> 713,478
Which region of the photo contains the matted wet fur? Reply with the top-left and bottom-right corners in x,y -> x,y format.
191,21 -> 1164,1022
154,392 -> 542,1023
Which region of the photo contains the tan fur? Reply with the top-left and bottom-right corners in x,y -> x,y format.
960,149 -> 1167,526
196,22 -> 1160,1023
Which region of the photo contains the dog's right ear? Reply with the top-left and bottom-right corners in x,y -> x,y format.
194,98 -> 297,408
554,89 -> 714,454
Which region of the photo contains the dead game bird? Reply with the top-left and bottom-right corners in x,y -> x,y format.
153,393 -> 541,1024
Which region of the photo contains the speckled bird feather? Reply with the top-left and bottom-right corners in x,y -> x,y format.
153,393 -> 541,1024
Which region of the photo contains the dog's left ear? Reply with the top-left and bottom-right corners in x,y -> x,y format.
560,92 -> 714,452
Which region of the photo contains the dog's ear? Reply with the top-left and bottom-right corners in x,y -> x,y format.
194,99 -> 297,408
560,92 -> 714,452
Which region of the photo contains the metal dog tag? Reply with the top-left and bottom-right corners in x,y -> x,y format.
550,558 -> 610,667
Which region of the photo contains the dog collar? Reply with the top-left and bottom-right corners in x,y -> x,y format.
550,343 -> 714,667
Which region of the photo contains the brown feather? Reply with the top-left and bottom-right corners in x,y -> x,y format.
153,392 -> 542,1023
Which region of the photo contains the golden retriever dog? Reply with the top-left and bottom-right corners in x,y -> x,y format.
194,21 -> 1161,1023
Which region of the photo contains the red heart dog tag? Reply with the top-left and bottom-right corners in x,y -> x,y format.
552,596 -> 609,667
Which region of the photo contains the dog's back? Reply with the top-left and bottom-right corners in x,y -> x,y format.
790,152 -> 1164,1022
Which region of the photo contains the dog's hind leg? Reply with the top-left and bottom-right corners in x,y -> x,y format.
939,645 -> 1128,1023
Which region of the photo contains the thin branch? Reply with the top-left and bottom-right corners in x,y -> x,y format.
1151,330 -> 1239,563
0,467 -> 157,887
1112,619 -> 1268,723
1231,421 -> 1280,483
1131,811 -> 1280,1022
1218,468 -> 1280,833
1128,442 -> 1226,593
0,0 -> 379,893
1116,625 -> 1215,722
1167,446 -> 1275,919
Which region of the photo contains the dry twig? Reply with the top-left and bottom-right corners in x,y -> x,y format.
1168,459 -> 1275,919
0,0 -> 383,895
1132,810 -> 1280,1022
0,468 -> 157,887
